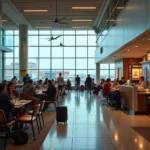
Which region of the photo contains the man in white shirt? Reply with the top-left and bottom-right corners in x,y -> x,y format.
57,73 -> 64,96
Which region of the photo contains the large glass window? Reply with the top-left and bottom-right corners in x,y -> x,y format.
4,29 -> 115,85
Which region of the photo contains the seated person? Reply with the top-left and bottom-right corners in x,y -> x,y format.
0,83 -> 14,122
35,80 -> 43,89
7,82 -> 16,100
41,80 -> 57,108
102,78 -> 111,96
112,79 -> 119,89
66,79 -> 71,92
139,76 -> 145,88
23,79 -> 40,106
119,77 -> 127,85
43,78 -> 48,86
11,76 -> 18,84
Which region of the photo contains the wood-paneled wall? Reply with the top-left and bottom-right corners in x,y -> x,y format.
115,58 -> 142,79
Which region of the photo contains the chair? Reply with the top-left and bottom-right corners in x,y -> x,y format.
18,104 -> 40,140
101,91 -> 109,106
0,109 -> 15,150
28,100 -> 45,130
45,100 -> 57,110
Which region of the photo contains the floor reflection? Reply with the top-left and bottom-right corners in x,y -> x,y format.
40,91 -> 150,150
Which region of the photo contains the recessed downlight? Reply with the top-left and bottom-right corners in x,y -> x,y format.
135,45 -> 138,48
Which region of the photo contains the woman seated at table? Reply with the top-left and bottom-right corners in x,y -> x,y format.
0,83 -> 15,122
41,80 -> 57,109
139,76 -> 145,88
7,82 -> 16,100
112,79 -> 119,89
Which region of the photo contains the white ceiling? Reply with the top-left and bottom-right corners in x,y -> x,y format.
3,0 -> 106,29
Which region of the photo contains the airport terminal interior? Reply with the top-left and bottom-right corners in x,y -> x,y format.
1,0 -> 150,149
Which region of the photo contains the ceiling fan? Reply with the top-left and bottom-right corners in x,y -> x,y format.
53,0 -> 68,24
58,42 -> 66,47
41,35 -> 61,41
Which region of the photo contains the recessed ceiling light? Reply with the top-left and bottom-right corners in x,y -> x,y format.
135,45 -> 138,48
72,7 -> 96,10
72,26 -> 89,28
24,10 -> 48,12
35,26 -> 52,28
72,19 -> 92,22
116,7 -> 124,9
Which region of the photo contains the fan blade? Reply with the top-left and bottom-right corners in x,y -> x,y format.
58,21 -> 68,25
58,17 -> 66,22
55,35 -> 61,39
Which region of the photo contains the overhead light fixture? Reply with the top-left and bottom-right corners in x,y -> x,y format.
72,19 -> 92,22
135,45 -> 138,48
72,26 -> 89,28
116,7 -> 124,9
35,26 -> 52,28
2,20 -> 7,22
24,10 -> 48,12
72,7 -> 96,10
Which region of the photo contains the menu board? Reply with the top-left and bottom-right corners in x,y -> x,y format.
128,64 -> 142,80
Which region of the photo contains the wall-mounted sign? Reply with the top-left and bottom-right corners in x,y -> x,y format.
147,51 -> 150,61
128,64 -> 142,80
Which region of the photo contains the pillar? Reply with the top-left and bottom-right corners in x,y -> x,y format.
19,24 -> 28,80
96,63 -> 100,84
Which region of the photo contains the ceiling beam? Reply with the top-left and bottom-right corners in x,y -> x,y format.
2,0 -> 31,27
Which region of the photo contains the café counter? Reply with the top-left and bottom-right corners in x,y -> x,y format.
119,85 -> 150,114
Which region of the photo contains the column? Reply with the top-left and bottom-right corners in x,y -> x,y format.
19,24 -> 28,80
96,63 -> 100,84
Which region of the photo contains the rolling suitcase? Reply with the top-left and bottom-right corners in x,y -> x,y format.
80,85 -> 84,91
56,106 -> 68,124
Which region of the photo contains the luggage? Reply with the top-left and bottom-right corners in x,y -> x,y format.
56,106 -> 68,124
115,90 -> 121,109
13,130 -> 28,145
80,85 -> 84,91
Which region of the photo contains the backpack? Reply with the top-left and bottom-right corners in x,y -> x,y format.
13,130 -> 28,145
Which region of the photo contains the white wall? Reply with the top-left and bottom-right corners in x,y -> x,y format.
95,0 -> 150,63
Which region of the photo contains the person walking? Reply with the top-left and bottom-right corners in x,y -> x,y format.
86,74 -> 92,94
57,73 -> 64,96
75,75 -> 80,91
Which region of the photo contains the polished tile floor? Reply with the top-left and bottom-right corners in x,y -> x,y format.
40,91 -> 150,150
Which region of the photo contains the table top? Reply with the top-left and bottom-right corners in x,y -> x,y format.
11,100 -> 32,109
36,88 -> 47,95
15,83 -> 24,87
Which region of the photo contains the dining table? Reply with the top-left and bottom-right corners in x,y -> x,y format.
11,99 -> 32,116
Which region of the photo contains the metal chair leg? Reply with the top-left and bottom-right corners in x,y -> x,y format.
38,116 -> 42,130
31,123 -> 36,140
4,133 -> 7,150
41,113 -> 44,127
36,119 -> 40,133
